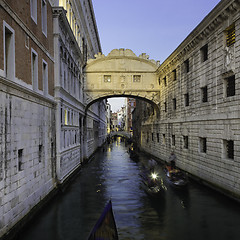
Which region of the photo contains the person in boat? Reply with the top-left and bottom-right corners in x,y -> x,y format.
149,159 -> 157,171
169,151 -> 176,170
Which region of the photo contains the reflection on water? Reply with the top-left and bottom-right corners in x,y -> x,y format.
15,137 -> 240,240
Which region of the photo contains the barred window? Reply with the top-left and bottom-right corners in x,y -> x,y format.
172,135 -> 176,146
184,59 -> 189,73
39,145 -> 43,162
201,86 -> 208,102
164,102 -> 167,112
199,137 -> 207,153
163,134 -> 166,145
226,24 -> 235,47
200,44 -> 208,62
18,149 -> 23,171
224,140 -> 234,159
183,136 -> 188,149
184,93 -> 189,107
104,75 -> 111,82
133,75 -> 141,82
173,98 -> 177,110
172,69 -> 177,81
163,76 -> 167,86
226,75 -> 235,97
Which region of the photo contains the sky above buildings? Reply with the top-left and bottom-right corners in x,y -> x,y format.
92,0 -> 222,112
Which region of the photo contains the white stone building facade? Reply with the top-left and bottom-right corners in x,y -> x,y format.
0,0 -> 106,238
133,0 -> 240,201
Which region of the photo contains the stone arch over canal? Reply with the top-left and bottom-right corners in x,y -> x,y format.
84,48 -> 161,114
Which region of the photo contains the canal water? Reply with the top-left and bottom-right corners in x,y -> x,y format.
15,137 -> 240,240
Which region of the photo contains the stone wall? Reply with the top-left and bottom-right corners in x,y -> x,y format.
133,0 -> 240,200
0,79 -> 56,237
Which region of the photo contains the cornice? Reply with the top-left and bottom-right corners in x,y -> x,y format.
158,0 -> 240,73
0,76 -> 56,107
52,7 -> 83,63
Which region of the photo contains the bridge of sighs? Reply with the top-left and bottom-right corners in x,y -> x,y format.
84,48 -> 161,112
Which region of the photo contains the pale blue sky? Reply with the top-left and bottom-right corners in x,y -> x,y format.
92,0 -> 221,111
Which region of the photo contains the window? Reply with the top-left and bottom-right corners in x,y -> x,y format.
201,86 -> 208,102
163,76 -> 167,86
183,136 -> 188,149
104,75 -> 111,82
18,149 -> 23,171
30,0 -> 37,24
4,22 -> 15,80
226,24 -> 235,47
184,59 -> 189,73
64,109 -> 68,125
157,133 -> 159,143
31,49 -> 38,91
39,145 -> 43,162
158,77 -> 161,85
152,133 -> 154,141
42,60 -> 48,95
184,93 -> 189,107
173,98 -> 177,110
164,102 -> 167,112
133,75 -> 141,82
200,44 -> 208,62
172,69 -> 177,81
172,135 -> 176,146
225,75 -> 235,97
41,0 -> 47,36
163,134 -> 166,145
223,140 -> 234,159
199,137 -> 207,153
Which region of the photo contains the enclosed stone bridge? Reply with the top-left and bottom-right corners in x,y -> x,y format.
84,49 -> 160,111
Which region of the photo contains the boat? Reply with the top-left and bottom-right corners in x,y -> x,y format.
88,200 -> 118,240
164,166 -> 188,188
141,171 -> 166,198
128,145 -> 139,162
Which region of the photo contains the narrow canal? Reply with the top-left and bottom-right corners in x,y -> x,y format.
15,137 -> 240,240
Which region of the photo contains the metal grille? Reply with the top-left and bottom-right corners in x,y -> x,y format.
226,140 -> 234,159
104,75 -> 111,82
133,75 -> 141,82
226,25 -> 235,47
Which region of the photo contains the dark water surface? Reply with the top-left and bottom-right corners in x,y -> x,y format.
16,138 -> 240,240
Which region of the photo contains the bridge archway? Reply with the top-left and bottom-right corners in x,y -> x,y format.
84,48 -> 160,114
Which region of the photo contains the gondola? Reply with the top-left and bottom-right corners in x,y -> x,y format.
164,166 -> 188,188
88,200 -> 118,240
140,171 -> 166,198
128,146 -> 139,162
